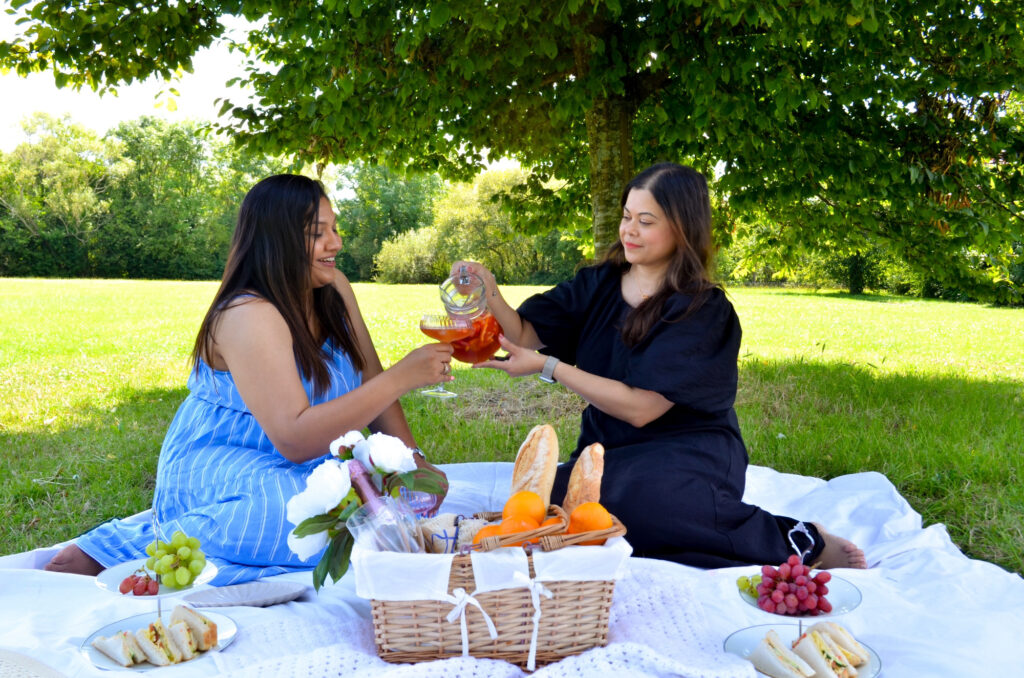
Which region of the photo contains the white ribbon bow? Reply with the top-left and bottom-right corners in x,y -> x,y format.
513,571 -> 554,671
444,587 -> 498,657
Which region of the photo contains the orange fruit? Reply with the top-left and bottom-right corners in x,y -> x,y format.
502,491 -> 547,526
497,515 -> 540,546
540,516 -> 564,531
567,502 -> 613,545
472,524 -> 501,546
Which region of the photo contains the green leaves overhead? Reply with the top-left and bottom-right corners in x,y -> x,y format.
3,0 -> 1022,298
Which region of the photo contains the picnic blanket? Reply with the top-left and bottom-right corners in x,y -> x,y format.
2,462 -> 1023,677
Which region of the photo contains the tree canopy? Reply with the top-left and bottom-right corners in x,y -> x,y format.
3,0 -> 1022,299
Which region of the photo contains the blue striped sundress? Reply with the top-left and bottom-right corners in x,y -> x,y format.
76,339 -> 361,585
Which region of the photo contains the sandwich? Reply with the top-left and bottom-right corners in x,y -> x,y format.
91,630 -> 146,667
792,629 -> 859,678
806,622 -> 869,667
170,604 -> 218,651
135,619 -> 183,666
168,620 -> 198,661
562,442 -> 604,516
510,424 -> 559,506
747,629 -> 813,678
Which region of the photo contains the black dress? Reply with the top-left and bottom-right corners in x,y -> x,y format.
518,263 -> 822,567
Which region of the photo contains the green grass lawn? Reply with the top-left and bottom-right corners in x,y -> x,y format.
2,279 -> 1021,574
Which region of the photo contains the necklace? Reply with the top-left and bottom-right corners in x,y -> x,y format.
629,270 -> 659,301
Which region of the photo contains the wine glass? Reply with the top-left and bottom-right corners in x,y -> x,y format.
419,313 -> 474,398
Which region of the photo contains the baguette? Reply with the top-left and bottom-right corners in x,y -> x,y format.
510,424 -> 559,506
562,442 -> 604,515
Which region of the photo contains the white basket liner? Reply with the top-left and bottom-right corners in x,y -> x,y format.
352,537 -> 632,601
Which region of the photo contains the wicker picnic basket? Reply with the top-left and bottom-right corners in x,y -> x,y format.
370,506 -> 627,668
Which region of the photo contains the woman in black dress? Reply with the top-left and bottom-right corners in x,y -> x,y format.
456,162 -> 866,569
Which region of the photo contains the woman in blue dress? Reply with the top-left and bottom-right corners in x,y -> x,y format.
456,162 -> 867,570
45,174 -> 454,583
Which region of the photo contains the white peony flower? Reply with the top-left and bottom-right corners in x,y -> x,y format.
329,430 -> 366,457
287,530 -> 329,561
352,432 -> 417,474
285,458 -> 351,527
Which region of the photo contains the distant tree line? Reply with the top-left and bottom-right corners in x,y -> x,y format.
0,114 -> 287,279
1,114 -> 1017,304
0,115 -> 588,284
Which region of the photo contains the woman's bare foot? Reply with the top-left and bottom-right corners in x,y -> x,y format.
813,523 -> 868,569
43,544 -> 105,576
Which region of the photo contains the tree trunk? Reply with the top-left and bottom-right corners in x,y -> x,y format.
585,95 -> 634,259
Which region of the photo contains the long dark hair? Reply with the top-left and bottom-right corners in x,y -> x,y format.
191,174 -> 365,395
602,162 -> 717,346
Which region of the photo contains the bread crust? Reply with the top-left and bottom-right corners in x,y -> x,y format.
562,442 -> 604,515
510,424 -> 559,506
170,605 -> 218,651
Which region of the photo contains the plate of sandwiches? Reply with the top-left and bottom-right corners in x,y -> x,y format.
81,605 -> 236,671
96,558 -> 219,598
724,622 -> 879,678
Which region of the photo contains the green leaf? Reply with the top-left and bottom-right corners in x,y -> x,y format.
312,535 -> 339,591
327,530 -> 355,584
430,4 -> 451,28
846,14 -> 862,27
293,512 -> 342,537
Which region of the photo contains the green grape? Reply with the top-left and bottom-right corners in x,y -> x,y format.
188,559 -> 205,575
145,556 -> 158,570
187,537 -> 200,549
161,572 -> 176,587
159,554 -> 176,570
154,548 -> 167,560
192,548 -> 205,562
175,566 -> 192,587
145,542 -> 157,557
171,531 -> 187,550
177,546 -> 191,560
736,575 -> 749,591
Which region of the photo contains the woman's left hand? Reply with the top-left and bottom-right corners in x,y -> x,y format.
473,334 -> 546,377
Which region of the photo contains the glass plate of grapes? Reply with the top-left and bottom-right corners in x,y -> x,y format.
736,555 -> 862,618
97,557 -> 218,598
96,531 -> 218,598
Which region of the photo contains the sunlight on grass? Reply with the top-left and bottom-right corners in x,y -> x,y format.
1,278 -> 1022,574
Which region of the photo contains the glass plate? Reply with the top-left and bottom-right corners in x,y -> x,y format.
738,567 -> 862,617
80,609 -> 237,671
182,580 -> 307,608
724,623 -> 880,678
96,558 -> 218,598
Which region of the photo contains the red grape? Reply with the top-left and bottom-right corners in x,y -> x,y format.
750,556 -> 833,617
118,577 -> 133,594
132,577 -> 148,596
147,578 -> 159,595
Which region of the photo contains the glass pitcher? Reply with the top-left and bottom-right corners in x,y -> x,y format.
439,266 -> 503,364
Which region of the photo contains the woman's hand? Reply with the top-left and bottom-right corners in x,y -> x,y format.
393,342 -> 456,389
473,334 -> 546,377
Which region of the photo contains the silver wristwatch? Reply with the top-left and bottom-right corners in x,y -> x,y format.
538,355 -> 560,384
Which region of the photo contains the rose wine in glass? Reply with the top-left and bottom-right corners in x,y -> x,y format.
419,313 -> 473,398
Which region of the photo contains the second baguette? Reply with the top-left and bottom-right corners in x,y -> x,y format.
562,442 -> 604,515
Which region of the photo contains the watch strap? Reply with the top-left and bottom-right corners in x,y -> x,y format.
538,355 -> 560,383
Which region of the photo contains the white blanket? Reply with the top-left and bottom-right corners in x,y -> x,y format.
2,462 -> 1022,677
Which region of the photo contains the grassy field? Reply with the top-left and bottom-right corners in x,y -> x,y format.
1,279 -> 1021,574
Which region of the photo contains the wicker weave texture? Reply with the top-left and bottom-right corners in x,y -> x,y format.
372,552 -> 615,668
